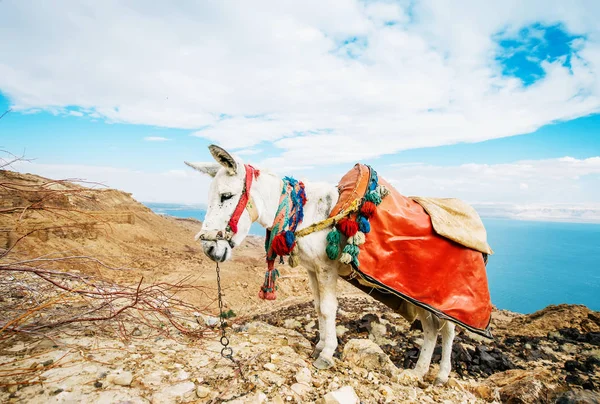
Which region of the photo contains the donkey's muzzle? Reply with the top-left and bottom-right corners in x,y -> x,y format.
201,240 -> 232,262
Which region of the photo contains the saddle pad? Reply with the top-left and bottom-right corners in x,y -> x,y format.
331,164 -> 493,337
410,197 -> 494,255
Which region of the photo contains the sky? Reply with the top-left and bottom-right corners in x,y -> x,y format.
1,0 -> 599,209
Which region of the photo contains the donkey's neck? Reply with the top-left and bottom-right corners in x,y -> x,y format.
251,170 -> 339,231
251,171 -> 282,229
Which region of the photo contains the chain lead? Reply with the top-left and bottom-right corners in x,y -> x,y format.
215,262 -> 245,379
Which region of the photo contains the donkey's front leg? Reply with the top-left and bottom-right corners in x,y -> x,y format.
306,270 -> 325,359
313,267 -> 338,369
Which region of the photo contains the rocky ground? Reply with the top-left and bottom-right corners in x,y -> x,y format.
1,170 -> 599,403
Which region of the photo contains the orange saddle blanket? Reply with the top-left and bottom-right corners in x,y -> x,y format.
331,164 -> 493,337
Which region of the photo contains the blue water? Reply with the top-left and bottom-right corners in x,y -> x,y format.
482,218 -> 600,314
145,203 -> 600,314
145,203 -> 265,236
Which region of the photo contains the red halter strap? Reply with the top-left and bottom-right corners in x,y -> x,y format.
227,164 -> 259,234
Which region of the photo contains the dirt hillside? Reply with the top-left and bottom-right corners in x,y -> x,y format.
0,170 -> 599,403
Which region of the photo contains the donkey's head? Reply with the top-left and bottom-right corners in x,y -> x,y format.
185,145 -> 258,262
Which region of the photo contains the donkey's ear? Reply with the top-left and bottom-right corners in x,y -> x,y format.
208,145 -> 237,176
184,161 -> 221,177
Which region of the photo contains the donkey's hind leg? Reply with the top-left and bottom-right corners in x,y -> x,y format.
412,309 -> 439,378
397,308 -> 439,383
434,320 -> 455,385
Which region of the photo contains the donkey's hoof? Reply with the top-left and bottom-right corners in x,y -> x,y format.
433,376 -> 448,386
312,356 -> 334,370
310,347 -> 323,359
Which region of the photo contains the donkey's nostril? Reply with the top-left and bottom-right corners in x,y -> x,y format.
207,245 -> 215,255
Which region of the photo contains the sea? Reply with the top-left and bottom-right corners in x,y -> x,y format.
146,203 -> 600,314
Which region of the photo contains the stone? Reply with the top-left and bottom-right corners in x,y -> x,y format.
295,367 -> 312,385
379,385 -> 394,403
317,386 -> 359,404
108,370 -> 133,386
495,370 -> 557,404
342,339 -> 397,377
290,383 -> 312,397
151,381 -> 196,403
196,385 -> 211,398
336,325 -> 348,338
284,319 -> 302,329
555,390 -> 600,404
562,343 -> 579,355
263,362 -> 277,371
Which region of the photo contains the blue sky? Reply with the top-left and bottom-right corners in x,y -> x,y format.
1,1 -> 600,208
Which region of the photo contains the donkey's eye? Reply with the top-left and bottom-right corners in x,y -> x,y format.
220,193 -> 234,203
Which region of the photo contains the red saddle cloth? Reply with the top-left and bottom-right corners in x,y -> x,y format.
332,164 -> 493,337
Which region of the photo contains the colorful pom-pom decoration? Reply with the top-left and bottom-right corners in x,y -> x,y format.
358,216 -> 371,234
360,201 -> 377,219
326,243 -> 340,260
342,243 -> 359,257
364,191 -> 382,205
339,252 -> 353,264
326,228 -> 341,244
349,231 -> 366,246
271,231 -> 296,256
337,218 -> 359,237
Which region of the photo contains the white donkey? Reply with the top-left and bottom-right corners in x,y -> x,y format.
186,145 -> 456,385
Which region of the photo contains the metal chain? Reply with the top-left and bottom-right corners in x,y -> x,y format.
215,262 -> 246,380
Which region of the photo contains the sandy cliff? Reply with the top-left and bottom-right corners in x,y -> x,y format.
0,170 -> 598,403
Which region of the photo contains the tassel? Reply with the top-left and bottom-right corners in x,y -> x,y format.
339,252 -> 353,264
358,216 -> 371,233
272,232 -> 295,256
337,218 -> 359,237
376,185 -> 389,199
360,201 -> 377,218
289,246 -> 300,268
349,231 -> 366,246
364,191 -> 382,205
258,266 -> 280,300
326,243 -> 340,260
326,228 -> 341,244
326,229 -> 341,260
343,243 -> 359,257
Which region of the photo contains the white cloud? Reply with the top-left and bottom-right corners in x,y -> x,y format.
144,136 -> 171,142
234,148 -> 263,156
0,1 -> 599,167
377,156 -> 600,204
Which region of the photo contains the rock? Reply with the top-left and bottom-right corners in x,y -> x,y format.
132,327 -> 142,336
151,381 -> 195,403
562,343 -> 578,355
295,367 -> 312,385
336,325 -> 348,338
263,362 -> 277,371
342,339 -> 397,377
284,319 -> 301,329
555,390 -> 600,404
317,386 -> 359,404
199,314 -> 219,327
108,370 -> 133,386
494,370 -> 558,404
305,320 -> 316,333
290,383 -> 312,397
196,385 -> 211,398
379,385 -> 394,403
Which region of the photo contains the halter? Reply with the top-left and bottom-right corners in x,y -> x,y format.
195,164 -> 259,247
